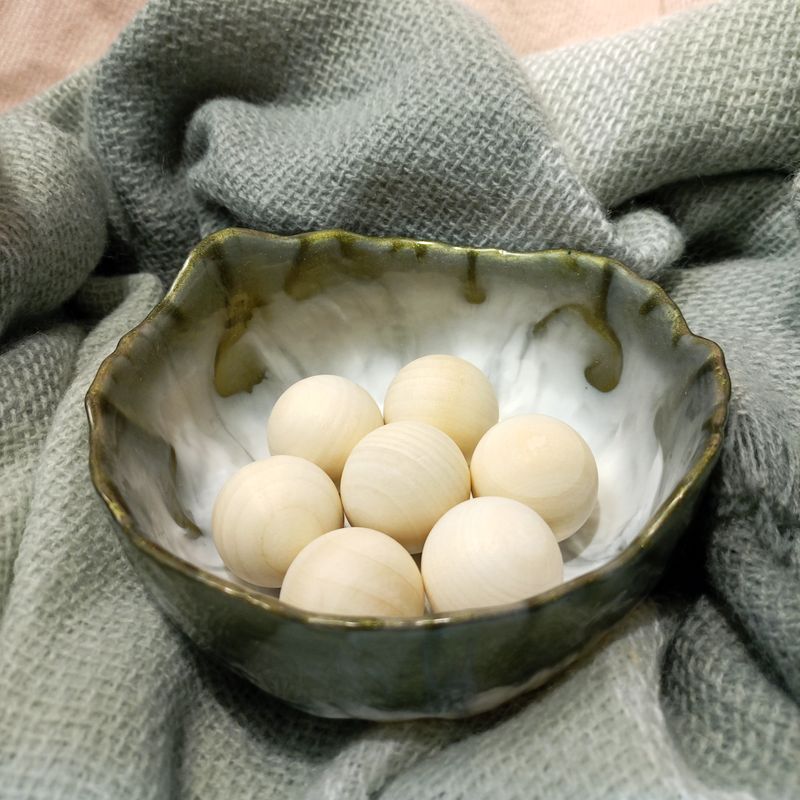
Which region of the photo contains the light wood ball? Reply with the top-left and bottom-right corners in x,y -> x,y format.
267,375 -> 383,483
470,414 -> 598,541
340,421 -> 470,553
383,354 -> 499,460
211,455 -> 343,588
279,527 -> 425,617
421,497 -> 563,613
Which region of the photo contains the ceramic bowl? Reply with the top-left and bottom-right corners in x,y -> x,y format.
86,228 -> 729,720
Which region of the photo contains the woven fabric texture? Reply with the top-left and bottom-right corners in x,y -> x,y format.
0,0 -> 798,797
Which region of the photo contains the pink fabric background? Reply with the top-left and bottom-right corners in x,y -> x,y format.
0,0 -> 712,112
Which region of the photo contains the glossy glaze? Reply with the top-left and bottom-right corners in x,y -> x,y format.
86,228 -> 729,719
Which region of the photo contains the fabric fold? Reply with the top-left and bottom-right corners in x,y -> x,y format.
0,0 -> 798,797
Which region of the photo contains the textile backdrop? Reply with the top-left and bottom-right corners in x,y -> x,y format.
0,0 -> 714,110
0,0 -> 798,797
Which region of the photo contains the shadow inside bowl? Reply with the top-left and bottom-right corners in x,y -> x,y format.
86,228 -> 728,719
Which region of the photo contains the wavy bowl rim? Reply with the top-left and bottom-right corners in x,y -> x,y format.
85,227 -> 731,631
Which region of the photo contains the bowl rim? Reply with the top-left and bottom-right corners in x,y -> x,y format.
85,227 -> 731,630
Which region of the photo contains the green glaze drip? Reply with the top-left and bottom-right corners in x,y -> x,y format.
463,250 -> 487,304
639,294 -> 660,316
563,250 -> 582,274
96,405 -> 202,537
413,242 -> 428,260
165,303 -> 190,327
638,289 -> 686,346
167,446 -> 202,538
531,259 -> 623,392
336,233 -> 383,281
599,260 -> 613,305
337,231 -> 361,261
283,238 -> 320,300
284,233 -> 383,301
692,359 -> 716,383
213,291 -> 267,396
673,358 -> 720,413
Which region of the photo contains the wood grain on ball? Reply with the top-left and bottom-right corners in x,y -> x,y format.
383,354 -> 498,460
280,527 -> 425,617
267,375 -> 383,483
340,421 -> 470,553
421,496 -> 563,613
211,456 -> 343,587
470,414 -> 598,541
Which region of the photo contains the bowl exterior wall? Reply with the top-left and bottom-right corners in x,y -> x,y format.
115,455 -> 712,719
88,228 -> 729,720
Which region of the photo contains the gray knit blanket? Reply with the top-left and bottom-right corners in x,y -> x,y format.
1,0 -> 798,797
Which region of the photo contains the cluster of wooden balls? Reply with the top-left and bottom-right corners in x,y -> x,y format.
211,355 -> 599,617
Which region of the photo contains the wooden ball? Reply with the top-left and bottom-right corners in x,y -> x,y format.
267,375 -> 383,483
470,414 -> 598,541
383,354 -> 499,459
340,421 -> 470,553
421,497 -> 563,613
280,527 -> 425,617
211,455 -> 343,588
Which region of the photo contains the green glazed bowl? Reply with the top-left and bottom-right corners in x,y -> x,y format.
86,228 -> 729,720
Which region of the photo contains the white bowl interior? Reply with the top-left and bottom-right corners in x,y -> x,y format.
103,242 -> 719,596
